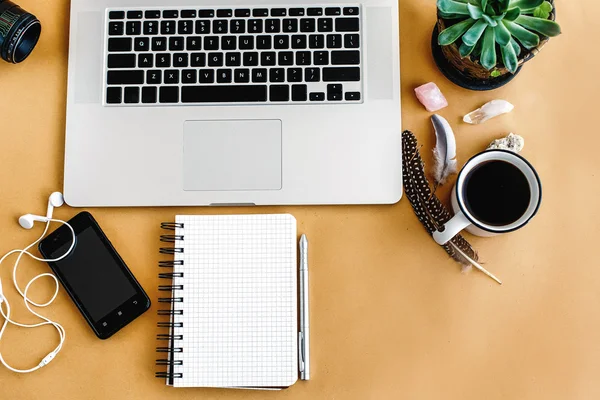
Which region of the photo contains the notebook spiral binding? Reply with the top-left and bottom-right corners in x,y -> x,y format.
156,222 -> 185,383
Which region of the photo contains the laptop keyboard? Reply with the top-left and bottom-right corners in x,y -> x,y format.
104,6 -> 363,106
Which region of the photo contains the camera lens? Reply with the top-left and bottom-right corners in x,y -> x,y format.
0,0 -> 41,63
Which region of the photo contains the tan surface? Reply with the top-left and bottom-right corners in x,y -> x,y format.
0,1 -> 598,399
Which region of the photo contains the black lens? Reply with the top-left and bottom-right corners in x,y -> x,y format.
0,0 -> 41,63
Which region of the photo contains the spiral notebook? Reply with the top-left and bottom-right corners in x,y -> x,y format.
156,214 -> 298,389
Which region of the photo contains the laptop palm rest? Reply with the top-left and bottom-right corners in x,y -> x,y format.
183,120 -> 282,191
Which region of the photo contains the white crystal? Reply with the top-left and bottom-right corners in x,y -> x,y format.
463,100 -> 514,124
487,133 -> 525,153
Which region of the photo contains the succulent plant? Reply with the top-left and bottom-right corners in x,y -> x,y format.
437,0 -> 562,74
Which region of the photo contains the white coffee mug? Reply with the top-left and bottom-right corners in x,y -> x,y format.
433,150 -> 542,245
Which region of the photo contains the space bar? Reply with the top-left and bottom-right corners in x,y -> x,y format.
181,85 -> 267,103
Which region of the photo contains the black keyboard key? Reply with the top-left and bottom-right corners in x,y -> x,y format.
278,52 -> 293,66
300,19 -> 316,32
124,87 -> 139,103
182,69 -> 197,83
289,8 -> 305,16
160,87 -> 179,103
109,21 -> 124,36
248,19 -> 263,33
187,37 -> 202,50
164,70 -> 179,84
108,38 -> 131,52
271,8 -> 286,16
309,34 -> 325,49
213,20 -> 228,34
138,53 -> 153,68
156,53 -> 171,67
147,70 -> 162,84
182,85 -> 267,102
163,10 -> 178,18
234,68 -> 250,83
217,9 -> 233,18
325,7 -> 341,16
231,20 -> 246,34
208,52 -> 223,66
257,36 -> 271,49
305,67 -> 320,82
127,10 -> 143,19
106,87 -> 122,103
327,34 -> 342,48
239,36 -> 254,50
253,8 -> 269,17
344,34 -> 360,48
344,7 -> 359,16
134,37 -> 149,51
181,10 -> 197,18
198,10 -> 214,18
327,84 -> 343,101
222,36 -> 237,50
296,51 -> 311,66
292,35 -> 307,49
287,68 -> 302,82
161,20 -> 176,35
252,68 -> 268,82
109,11 -> 125,20
307,8 -> 323,16
152,37 -> 167,51
292,84 -> 308,101
169,37 -> 184,51
145,10 -> 160,19
143,21 -> 158,35
204,36 -> 219,50
173,53 -> 188,67
345,92 -> 361,101
270,68 -> 285,82
270,85 -> 289,102
235,9 -> 251,17
261,52 -> 276,66
336,18 -> 360,32
108,54 -> 135,68
243,52 -> 259,66
266,19 -> 280,33
283,19 -> 298,33
323,67 -> 360,81
107,70 -> 144,85
191,53 -> 206,67
225,52 -> 241,67
199,69 -> 215,83
331,50 -> 360,65
217,69 -> 232,83
314,51 -> 329,65
310,92 -> 325,101
178,20 -> 193,35
196,20 -> 211,34
142,86 -> 157,103
318,18 -> 333,32
274,35 -> 289,49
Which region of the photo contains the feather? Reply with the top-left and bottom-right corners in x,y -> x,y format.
402,131 -> 500,283
431,114 -> 458,187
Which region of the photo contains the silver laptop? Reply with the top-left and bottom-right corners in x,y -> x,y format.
64,0 -> 402,207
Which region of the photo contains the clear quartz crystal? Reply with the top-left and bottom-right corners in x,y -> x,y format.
463,100 -> 514,124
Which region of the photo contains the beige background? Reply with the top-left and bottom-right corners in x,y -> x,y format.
0,0 -> 598,399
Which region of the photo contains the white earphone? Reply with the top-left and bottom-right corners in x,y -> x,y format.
0,192 -> 76,374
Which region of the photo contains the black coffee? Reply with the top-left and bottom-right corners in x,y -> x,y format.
463,160 -> 531,227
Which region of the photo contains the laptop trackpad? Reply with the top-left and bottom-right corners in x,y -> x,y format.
183,120 -> 282,191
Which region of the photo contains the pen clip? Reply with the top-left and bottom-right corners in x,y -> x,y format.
298,332 -> 305,374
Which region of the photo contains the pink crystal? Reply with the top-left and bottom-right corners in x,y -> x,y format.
414,82 -> 448,112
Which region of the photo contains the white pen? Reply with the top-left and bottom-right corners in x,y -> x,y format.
299,234 -> 310,380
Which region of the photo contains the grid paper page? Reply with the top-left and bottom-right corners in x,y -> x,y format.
171,214 -> 298,388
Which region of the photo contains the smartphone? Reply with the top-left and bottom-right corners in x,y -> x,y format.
39,211 -> 150,339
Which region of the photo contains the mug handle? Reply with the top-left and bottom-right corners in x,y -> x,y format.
433,212 -> 471,245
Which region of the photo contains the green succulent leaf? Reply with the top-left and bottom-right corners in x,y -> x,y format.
438,19 -> 477,45
498,0 -> 511,13
503,19 -> 540,49
515,15 -> 562,37
510,37 -> 522,56
533,1 -> 553,18
501,42 -> 519,73
482,14 -> 498,26
481,0 -> 489,12
463,19 -> 488,46
494,21 -> 512,46
504,8 -> 521,20
439,11 -> 468,19
493,12 -> 507,21
509,0 -> 544,10
437,0 -> 470,15
481,25 -> 497,70
467,3 -> 483,19
459,42 -> 476,58
472,38 -> 484,57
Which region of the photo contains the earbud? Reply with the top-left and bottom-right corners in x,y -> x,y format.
18,192 -> 64,229
46,192 -> 64,219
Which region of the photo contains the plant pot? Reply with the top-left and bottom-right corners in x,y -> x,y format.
431,2 -> 556,91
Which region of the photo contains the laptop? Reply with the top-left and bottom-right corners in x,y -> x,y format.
64,1 -> 402,207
